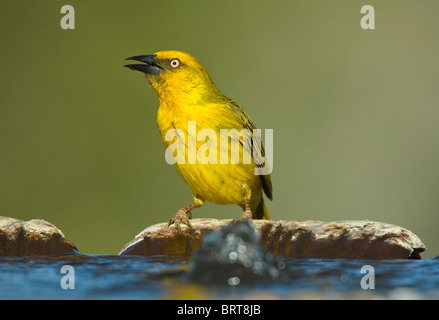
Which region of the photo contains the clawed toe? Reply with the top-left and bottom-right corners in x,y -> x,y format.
230,210 -> 253,224
240,210 -> 253,220
168,209 -> 193,233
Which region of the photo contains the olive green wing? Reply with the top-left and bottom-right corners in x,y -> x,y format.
227,100 -> 273,200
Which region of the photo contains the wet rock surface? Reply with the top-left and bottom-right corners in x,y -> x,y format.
0,216 -> 78,256
186,221 -> 288,285
120,218 -> 426,260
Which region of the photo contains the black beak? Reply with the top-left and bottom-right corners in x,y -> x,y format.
124,54 -> 164,75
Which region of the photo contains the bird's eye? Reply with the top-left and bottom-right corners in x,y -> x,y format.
170,58 -> 181,69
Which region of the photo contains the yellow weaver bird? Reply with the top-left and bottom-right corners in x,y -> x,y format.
124,51 -> 272,230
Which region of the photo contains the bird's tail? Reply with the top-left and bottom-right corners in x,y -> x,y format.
254,198 -> 271,220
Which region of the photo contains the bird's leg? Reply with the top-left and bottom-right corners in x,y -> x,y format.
230,196 -> 253,224
231,195 -> 253,224
168,200 -> 203,233
240,195 -> 253,220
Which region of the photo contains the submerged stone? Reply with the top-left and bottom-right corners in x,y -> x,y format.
185,221 -> 288,285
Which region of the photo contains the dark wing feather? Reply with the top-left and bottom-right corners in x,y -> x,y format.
227,100 -> 273,200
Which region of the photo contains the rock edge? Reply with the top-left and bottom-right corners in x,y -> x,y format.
0,216 -> 78,256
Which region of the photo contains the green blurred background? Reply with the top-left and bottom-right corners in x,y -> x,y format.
0,1 -> 438,257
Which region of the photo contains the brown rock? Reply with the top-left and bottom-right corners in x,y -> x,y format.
119,218 -> 425,259
0,216 -> 78,256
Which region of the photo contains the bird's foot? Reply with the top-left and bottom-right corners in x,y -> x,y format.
231,194 -> 253,223
231,209 -> 253,224
240,209 -> 253,220
168,209 -> 193,233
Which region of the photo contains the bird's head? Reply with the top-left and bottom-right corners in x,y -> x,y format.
125,50 -> 221,102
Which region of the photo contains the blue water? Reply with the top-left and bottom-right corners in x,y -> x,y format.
0,254 -> 438,299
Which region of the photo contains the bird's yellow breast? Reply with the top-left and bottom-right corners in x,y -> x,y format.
157,99 -> 262,208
